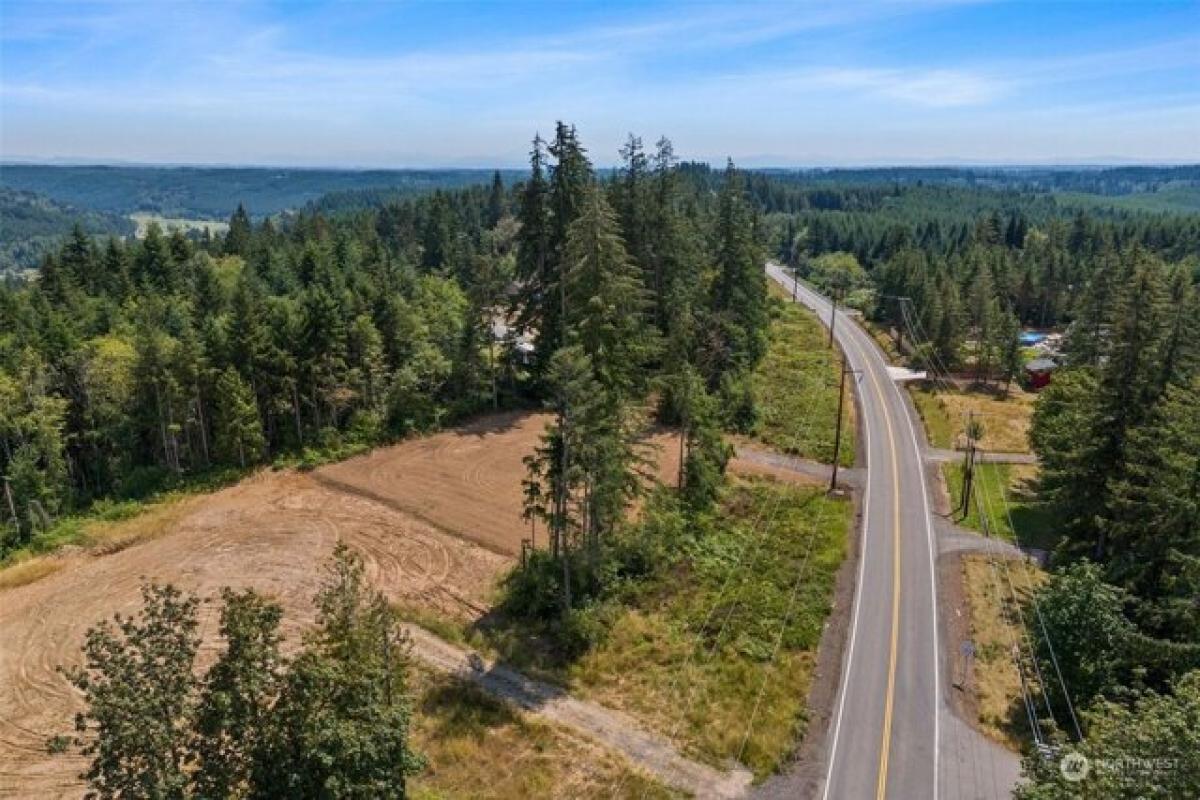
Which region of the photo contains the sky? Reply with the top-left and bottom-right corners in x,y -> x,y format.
1,0 -> 1198,167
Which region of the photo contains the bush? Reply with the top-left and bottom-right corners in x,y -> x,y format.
718,371 -> 758,433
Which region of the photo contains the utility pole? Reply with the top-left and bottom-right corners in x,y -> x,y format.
830,357 -> 859,493
828,288 -> 838,348
960,411 -> 977,519
791,266 -> 798,303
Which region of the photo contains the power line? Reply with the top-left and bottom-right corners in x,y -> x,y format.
898,295 -> 1083,744
619,284 -> 834,799
973,451 -> 1084,741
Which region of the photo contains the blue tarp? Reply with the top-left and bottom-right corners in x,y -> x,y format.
1020,332 -> 1047,345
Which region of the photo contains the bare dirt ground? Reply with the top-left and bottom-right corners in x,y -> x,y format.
0,465 -> 512,797
0,410 -> 774,798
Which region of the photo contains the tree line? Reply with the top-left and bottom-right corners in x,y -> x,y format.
1017,247 -> 1199,797
502,124 -> 769,648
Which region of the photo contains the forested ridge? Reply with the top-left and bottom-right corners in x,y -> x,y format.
0,187 -> 135,272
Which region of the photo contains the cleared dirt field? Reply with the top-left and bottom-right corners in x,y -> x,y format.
0,410 -> 814,796
0,466 -> 511,797
316,411 -> 546,556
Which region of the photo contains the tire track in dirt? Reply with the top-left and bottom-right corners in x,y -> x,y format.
0,469 -> 509,798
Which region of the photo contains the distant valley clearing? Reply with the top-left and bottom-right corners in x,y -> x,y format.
130,211 -> 228,238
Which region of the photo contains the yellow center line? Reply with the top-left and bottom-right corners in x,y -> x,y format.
844,331 -> 902,800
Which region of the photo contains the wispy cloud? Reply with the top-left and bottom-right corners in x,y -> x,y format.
1,0 -> 1196,165
772,67 -> 1009,107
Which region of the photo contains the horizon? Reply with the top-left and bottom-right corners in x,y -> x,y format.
3,158 -> 1197,172
2,1 -> 1198,167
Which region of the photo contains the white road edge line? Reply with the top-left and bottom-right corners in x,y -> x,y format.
783,264 -> 941,800
884,343 -> 941,800
848,301 -> 942,800
778,272 -> 871,800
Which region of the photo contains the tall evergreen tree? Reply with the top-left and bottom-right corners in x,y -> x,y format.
226,204 -> 253,257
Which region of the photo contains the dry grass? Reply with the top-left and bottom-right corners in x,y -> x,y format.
910,383 -> 1035,453
410,670 -> 676,800
84,495 -> 200,555
755,288 -> 854,466
0,556 -> 64,590
468,478 -> 851,779
962,554 -> 1048,751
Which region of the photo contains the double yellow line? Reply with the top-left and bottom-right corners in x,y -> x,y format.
841,331 -> 902,800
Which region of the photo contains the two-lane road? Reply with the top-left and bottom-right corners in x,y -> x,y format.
765,264 -> 1019,800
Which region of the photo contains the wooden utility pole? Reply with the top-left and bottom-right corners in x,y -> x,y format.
791,266 -> 798,303
960,411 -> 978,519
830,358 -> 858,493
828,289 -> 838,349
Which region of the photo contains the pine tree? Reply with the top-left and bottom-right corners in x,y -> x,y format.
214,367 -> 264,468
513,135 -> 553,376
563,186 -> 652,395
707,160 -> 768,381
997,308 -> 1022,395
486,170 -> 506,228
226,204 -> 253,257
1105,376 -> 1200,642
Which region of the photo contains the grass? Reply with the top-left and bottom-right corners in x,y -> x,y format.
909,384 -> 956,449
0,555 -> 64,590
0,464 -> 251,586
962,554 -> 1048,751
409,670 -> 676,800
908,381 -> 1035,453
858,318 -> 903,364
754,291 -> 854,467
461,477 -> 851,779
942,463 -> 1058,551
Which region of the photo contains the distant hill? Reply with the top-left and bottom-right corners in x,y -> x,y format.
0,188 -> 135,273
0,165 -> 510,220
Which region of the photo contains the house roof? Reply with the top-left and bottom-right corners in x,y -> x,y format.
1025,358 -> 1058,372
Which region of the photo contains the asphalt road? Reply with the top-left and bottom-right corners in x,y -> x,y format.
765,264 -> 1020,800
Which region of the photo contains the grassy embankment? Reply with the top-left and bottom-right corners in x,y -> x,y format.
410,670 -> 675,800
463,479 -> 850,779
908,381 -> 1035,452
907,379 -> 1056,549
754,288 -> 854,467
445,296 -> 855,779
911,380 -> 1059,749
961,554 -> 1048,750
0,468 -> 246,590
943,462 -> 1056,552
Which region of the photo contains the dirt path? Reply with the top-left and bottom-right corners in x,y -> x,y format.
731,444 -> 863,488
405,625 -> 750,799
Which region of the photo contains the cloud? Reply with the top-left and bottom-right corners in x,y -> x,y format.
797,67 -> 1009,107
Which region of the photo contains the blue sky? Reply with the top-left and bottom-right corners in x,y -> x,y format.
1,0 -> 1197,167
